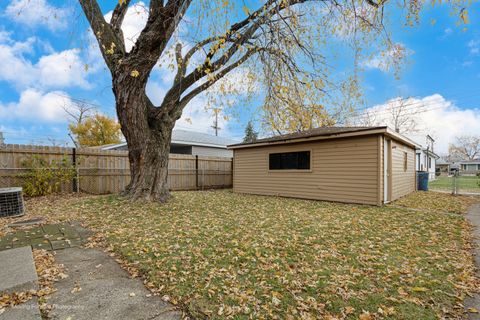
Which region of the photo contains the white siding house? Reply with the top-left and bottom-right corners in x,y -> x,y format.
410,134 -> 439,180
415,148 -> 439,180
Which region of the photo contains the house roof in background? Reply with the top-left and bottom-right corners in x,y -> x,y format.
172,129 -> 238,147
100,129 -> 239,150
229,126 -> 419,149
460,159 -> 480,164
415,147 -> 440,159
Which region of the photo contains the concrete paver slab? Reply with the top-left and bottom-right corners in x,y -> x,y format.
0,223 -> 84,252
0,246 -> 38,293
0,246 -> 41,320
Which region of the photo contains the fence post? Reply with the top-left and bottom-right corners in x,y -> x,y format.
72,147 -> 78,192
452,171 -> 458,195
195,155 -> 199,190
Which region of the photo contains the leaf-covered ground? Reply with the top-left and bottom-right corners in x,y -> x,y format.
4,190 -> 480,319
392,191 -> 478,214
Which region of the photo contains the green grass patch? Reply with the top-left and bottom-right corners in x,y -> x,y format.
430,175 -> 480,192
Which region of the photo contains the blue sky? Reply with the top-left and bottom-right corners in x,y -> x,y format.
0,0 -> 479,154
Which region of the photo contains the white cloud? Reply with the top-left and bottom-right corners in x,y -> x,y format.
440,28 -> 453,40
5,0 -> 69,31
105,2 -> 148,52
0,89 -> 72,123
356,94 -> 480,155
361,43 -> 413,72
0,35 -> 91,90
36,49 -> 90,88
468,39 -> 480,55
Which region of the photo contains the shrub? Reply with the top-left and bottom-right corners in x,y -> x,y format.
19,156 -> 75,197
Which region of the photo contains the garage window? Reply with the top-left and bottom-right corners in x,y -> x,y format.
269,151 -> 310,170
403,152 -> 408,171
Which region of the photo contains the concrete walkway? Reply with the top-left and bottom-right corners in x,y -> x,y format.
466,203 -> 480,320
0,223 -> 182,320
47,247 -> 182,320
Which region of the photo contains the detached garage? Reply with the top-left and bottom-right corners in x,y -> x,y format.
229,126 -> 418,206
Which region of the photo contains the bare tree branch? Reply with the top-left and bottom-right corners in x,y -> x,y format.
129,0 -> 192,62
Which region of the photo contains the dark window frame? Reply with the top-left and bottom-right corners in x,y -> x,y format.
268,151 -> 311,171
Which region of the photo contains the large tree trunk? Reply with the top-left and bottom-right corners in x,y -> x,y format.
113,72 -> 175,202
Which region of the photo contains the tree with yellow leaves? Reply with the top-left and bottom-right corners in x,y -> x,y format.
69,114 -> 122,147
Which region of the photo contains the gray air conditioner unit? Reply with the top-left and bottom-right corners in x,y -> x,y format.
0,187 -> 25,217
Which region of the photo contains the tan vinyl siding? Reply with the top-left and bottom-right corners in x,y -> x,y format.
390,140 -> 415,201
233,135 -> 380,205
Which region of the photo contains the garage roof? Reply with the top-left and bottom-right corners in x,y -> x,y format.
228,126 -> 419,149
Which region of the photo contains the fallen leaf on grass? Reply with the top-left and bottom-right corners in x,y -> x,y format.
468,307 -> 479,313
412,287 -> 429,292
359,311 -> 373,320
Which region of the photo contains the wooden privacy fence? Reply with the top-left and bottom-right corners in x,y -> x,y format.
0,144 -> 233,194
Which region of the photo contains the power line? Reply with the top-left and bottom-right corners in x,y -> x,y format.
50,92 -> 109,110
350,93 -> 480,119
354,89 -> 480,116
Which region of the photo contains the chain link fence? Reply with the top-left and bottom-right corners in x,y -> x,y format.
429,171 -> 480,195
0,167 -> 233,195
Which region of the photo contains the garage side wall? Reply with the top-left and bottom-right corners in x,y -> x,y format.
233,135 -> 381,205
390,140 -> 416,201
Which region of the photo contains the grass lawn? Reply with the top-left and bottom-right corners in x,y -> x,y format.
430,175 -> 480,192
3,190 -> 479,319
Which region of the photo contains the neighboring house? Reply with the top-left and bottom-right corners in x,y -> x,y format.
99,129 -> 238,158
459,160 -> 480,174
409,134 -> 439,180
229,126 -> 418,206
415,149 -> 439,180
436,159 -> 451,174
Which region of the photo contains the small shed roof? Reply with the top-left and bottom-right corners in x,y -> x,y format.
229,126 -> 418,149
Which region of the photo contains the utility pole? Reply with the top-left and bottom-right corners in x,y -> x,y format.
211,108 -> 221,136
